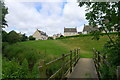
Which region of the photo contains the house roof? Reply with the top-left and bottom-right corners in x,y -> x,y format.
83,25 -> 98,32
64,27 -> 77,32
36,29 -> 48,36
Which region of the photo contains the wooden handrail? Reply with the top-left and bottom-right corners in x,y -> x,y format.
93,48 -> 120,80
39,48 -> 80,79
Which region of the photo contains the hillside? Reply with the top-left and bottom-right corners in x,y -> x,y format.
3,36 -> 110,62
3,35 -> 113,78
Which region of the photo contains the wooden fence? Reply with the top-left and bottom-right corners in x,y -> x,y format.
93,48 -> 120,80
39,48 -> 80,79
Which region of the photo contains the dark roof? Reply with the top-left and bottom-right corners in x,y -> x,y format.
78,32 -> 82,34
83,25 -> 98,32
37,29 -> 48,36
64,28 -> 77,32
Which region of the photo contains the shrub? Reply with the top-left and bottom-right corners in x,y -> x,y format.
7,30 -> 21,44
48,37 -> 53,40
29,36 -> 35,40
2,57 -> 32,79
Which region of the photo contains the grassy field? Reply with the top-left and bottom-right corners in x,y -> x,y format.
3,35 -> 112,78
4,35 -> 110,61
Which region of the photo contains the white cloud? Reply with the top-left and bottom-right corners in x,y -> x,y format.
4,1 -> 88,36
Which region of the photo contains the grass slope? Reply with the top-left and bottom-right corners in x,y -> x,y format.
57,36 -> 109,58
4,36 -> 110,63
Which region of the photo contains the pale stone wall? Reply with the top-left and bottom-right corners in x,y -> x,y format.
33,30 -> 48,40
64,32 -> 78,36
82,31 -> 87,34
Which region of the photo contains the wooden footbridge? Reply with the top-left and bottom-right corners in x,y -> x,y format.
39,48 -> 120,80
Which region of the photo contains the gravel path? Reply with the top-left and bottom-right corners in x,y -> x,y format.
68,58 -> 98,79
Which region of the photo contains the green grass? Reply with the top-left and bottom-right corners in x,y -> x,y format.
3,35 -> 113,78
56,36 -> 109,58
4,35 -> 110,62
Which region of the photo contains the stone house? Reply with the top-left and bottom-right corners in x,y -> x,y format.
83,24 -> 98,34
53,33 -> 62,39
64,27 -> 77,36
33,29 -> 48,40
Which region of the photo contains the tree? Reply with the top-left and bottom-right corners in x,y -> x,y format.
29,36 -> 35,40
7,30 -> 21,44
2,30 -> 7,42
21,34 -> 28,41
48,37 -> 53,40
0,1 -> 8,28
78,1 -> 120,78
78,2 -> 120,39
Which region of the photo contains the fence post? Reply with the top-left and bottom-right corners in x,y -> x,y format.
117,66 -> 120,80
75,49 -> 77,63
39,60 -> 47,78
78,48 -> 80,59
77,49 -> 79,61
93,48 -> 96,62
103,55 -> 106,64
74,49 -> 76,66
70,50 -> 72,73
62,54 -> 65,79
98,51 -> 100,66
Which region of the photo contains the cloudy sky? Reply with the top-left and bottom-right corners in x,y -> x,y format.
4,0 -> 88,36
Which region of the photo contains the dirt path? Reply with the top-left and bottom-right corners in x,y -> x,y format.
68,58 -> 98,79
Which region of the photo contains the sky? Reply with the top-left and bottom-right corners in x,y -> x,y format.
4,0 -> 88,36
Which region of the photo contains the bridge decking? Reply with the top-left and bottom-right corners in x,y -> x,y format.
68,58 -> 98,79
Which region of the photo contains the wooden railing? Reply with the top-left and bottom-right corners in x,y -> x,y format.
39,48 -> 80,79
93,48 -> 120,80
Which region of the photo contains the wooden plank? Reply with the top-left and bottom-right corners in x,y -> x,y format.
117,66 -> 120,80
70,50 -> 72,73
39,60 -> 47,78
49,67 -> 62,79
62,54 -> 65,78
64,68 -> 70,77
39,48 -> 80,79
45,53 -> 70,67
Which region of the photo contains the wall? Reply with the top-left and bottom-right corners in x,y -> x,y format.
64,32 -> 77,36
33,31 -> 48,40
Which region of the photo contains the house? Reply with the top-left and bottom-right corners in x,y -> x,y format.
53,33 -> 62,39
33,29 -> 48,40
64,27 -> 77,36
78,32 -> 82,34
83,24 -> 98,34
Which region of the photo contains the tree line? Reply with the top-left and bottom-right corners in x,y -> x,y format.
2,30 -> 35,44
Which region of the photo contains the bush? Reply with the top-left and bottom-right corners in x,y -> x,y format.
2,57 -> 35,79
29,36 -> 35,40
20,34 -> 28,41
7,30 -> 21,44
48,37 -> 53,40
2,30 -> 8,42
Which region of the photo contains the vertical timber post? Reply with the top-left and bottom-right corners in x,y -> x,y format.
70,50 -> 72,73
97,51 -> 100,77
117,66 -> 120,80
93,48 -> 95,62
77,48 -> 79,61
76,49 -> 78,62
103,55 -> 106,64
98,51 -> 100,68
74,49 -> 76,66
79,48 -> 80,59
62,54 -> 65,79
39,60 -> 47,78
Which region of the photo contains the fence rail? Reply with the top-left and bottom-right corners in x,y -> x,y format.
39,48 -> 80,79
93,48 -> 120,80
